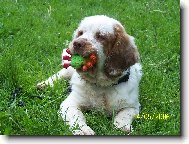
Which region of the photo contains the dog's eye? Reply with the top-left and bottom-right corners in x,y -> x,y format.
96,32 -> 105,40
77,31 -> 83,37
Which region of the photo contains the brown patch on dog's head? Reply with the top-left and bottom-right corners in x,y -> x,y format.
104,24 -> 139,78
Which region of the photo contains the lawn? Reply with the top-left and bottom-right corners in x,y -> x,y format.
0,0 -> 180,135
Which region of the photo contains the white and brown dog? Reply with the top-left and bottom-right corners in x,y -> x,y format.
37,15 -> 142,135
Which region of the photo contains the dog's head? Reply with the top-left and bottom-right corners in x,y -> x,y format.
68,15 -> 139,86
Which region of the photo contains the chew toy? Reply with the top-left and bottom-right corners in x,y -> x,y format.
71,55 -> 85,69
63,49 -> 97,72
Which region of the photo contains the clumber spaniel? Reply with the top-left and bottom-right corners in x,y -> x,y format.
37,15 -> 142,135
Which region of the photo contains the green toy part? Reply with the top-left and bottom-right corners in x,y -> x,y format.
71,55 -> 85,69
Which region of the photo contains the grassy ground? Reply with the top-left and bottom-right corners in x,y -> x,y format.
0,0 -> 180,135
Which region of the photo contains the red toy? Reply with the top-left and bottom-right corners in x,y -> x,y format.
63,48 -> 97,72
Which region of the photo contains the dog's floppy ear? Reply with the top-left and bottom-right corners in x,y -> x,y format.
104,24 -> 139,78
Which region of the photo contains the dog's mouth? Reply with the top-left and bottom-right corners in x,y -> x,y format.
76,52 -> 98,75
68,40 -> 98,74
77,64 -> 97,74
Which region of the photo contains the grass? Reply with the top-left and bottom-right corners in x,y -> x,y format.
0,0 -> 180,135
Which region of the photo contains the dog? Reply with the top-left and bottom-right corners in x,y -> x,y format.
37,15 -> 142,135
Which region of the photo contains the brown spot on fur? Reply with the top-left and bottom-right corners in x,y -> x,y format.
103,95 -> 108,108
104,24 -> 139,78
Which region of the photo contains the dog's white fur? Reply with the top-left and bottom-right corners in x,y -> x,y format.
37,15 -> 142,135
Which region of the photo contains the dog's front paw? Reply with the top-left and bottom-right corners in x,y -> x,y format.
73,126 -> 95,135
114,119 -> 133,133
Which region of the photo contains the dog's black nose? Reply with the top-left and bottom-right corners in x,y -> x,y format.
73,39 -> 86,49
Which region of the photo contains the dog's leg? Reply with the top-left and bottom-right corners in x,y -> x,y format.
59,94 -> 95,135
113,107 -> 139,133
37,67 -> 75,89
